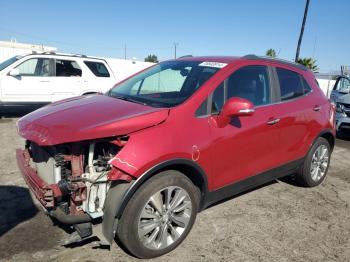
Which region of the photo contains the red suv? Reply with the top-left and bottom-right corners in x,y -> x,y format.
16,55 -> 335,258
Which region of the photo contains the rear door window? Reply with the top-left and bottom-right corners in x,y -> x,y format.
276,68 -> 305,101
55,59 -> 82,77
84,61 -> 110,77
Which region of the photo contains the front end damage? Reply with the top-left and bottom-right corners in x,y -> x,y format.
16,136 -> 133,245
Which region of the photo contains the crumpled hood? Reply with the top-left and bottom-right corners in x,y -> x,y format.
17,95 -> 169,146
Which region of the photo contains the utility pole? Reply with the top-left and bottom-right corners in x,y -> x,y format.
124,43 -> 127,60
174,42 -> 178,59
295,0 -> 310,62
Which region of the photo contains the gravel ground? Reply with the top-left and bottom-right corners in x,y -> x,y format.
0,117 -> 349,262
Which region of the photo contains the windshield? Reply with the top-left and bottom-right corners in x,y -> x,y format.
335,77 -> 350,94
0,55 -> 22,71
109,60 -> 221,107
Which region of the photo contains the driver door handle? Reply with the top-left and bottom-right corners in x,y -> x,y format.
267,118 -> 280,125
313,105 -> 321,112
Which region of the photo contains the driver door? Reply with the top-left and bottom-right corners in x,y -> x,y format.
1,57 -> 53,103
206,65 -> 280,189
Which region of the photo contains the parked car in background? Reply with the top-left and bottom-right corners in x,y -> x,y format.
0,52 -> 152,115
16,55 -> 335,258
330,75 -> 350,134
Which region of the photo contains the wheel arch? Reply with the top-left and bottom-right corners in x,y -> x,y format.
100,158 -> 209,245
317,129 -> 335,151
116,159 -> 209,218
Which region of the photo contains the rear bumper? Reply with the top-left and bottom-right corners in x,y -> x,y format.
16,148 -> 60,208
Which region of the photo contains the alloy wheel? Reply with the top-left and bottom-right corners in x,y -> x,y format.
310,144 -> 329,182
138,186 -> 192,250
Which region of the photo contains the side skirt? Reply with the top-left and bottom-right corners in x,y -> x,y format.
203,158 -> 304,209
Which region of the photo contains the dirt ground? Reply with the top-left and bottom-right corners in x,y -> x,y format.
0,117 -> 349,262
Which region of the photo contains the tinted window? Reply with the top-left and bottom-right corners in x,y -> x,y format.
84,61 -> 110,77
301,77 -> 312,94
55,59 -> 82,77
16,58 -> 52,76
276,68 -> 304,101
210,65 -> 270,114
195,99 -> 208,117
211,82 -> 225,114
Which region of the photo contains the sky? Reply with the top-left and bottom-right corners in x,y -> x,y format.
0,0 -> 349,72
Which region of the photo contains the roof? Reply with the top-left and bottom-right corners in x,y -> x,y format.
176,56 -> 241,63
177,54 -> 308,71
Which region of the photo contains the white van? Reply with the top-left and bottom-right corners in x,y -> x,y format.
0,52 -> 128,114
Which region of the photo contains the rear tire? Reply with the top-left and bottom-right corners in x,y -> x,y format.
116,171 -> 199,258
297,137 -> 331,187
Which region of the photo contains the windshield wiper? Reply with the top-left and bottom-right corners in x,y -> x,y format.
113,95 -> 148,106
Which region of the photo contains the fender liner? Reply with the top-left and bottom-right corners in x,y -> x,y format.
314,129 -> 335,152
100,158 -> 209,245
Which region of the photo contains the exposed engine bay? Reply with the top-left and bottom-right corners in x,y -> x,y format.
26,137 -> 130,219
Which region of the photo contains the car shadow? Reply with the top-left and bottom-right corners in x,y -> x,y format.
0,185 -> 39,237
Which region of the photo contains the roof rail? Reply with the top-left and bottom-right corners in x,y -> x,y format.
73,54 -> 87,58
41,51 -> 57,55
177,55 -> 193,59
241,54 -> 308,71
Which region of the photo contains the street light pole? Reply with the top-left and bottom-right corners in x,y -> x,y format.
295,0 -> 310,62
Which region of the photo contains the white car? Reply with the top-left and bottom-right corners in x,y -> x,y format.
0,52 -> 117,115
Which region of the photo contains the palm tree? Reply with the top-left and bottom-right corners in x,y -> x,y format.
297,57 -> 319,73
266,48 -> 277,58
295,0 -> 311,62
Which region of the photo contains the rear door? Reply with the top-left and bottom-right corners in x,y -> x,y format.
271,67 -> 317,165
50,58 -> 83,102
1,57 -> 53,103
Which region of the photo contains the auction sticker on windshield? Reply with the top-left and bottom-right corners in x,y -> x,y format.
199,61 -> 227,68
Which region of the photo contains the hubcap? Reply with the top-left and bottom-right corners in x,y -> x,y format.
138,186 -> 192,250
310,144 -> 329,182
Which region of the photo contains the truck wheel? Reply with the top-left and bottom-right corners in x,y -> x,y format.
297,137 -> 331,187
116,170 -> 199,258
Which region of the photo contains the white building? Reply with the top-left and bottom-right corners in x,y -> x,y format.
0,40 -> 57,62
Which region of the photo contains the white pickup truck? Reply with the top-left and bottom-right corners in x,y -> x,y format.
0,52 -> 153,115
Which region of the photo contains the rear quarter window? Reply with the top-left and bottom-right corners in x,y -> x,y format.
276,68 -> 306,101
84,61 -> 110,77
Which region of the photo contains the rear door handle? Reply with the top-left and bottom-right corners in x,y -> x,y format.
313,105 -> 321,111
267,118 -> 280,125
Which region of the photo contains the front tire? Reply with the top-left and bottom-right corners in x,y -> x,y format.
297,137 -> 331,187
116,171 -> 199,258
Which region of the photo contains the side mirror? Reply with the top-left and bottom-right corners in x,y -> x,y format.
215,97 -> 254,127
9,68 -> 20,77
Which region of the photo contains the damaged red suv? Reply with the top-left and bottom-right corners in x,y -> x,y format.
16,55 -> 335,258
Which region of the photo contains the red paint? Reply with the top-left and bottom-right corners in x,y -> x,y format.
17,94 -> 169,146
17,56 -> 335,192
16,149 -> 59,207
